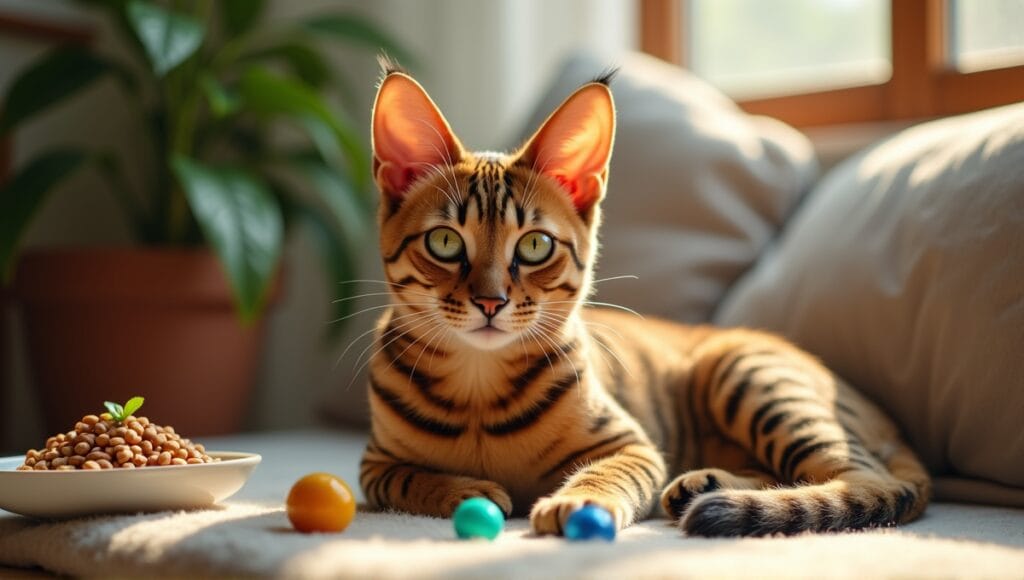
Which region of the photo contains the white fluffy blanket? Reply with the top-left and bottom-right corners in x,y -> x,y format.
2,430 -> 1023,578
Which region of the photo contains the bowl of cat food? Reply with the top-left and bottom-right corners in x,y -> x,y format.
0,397 -> 260,519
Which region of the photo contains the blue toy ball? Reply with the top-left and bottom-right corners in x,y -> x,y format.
565,505 -> 616,541
453,497 -> 505,540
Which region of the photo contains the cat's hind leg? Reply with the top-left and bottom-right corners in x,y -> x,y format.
680,330 -> 930,536
661,467 -> 776,521
662,408 -> 780,521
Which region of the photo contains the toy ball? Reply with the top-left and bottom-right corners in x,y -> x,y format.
565,505 -> 616,542
286,472 -> 356,533
453,497 -> 505,540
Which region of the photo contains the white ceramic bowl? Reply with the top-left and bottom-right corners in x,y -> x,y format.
0,451 -> 261,519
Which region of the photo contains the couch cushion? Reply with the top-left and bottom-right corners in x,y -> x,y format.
521,51 -> 817,322
716,103 -> 1024,491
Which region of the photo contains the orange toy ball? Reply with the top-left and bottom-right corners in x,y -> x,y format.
286,472 -> 356,533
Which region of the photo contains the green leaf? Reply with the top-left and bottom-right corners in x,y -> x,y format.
236,68 -> 369,190
0,149 -> 90,282
285,153 -> 370,239
126,0 -> 205,76
220,0 -> 266,37
122,396 -> 145,418
104,401 -> 125,421
294,115 -> 342,169
278,194 -> 358,340
172,156 -> 283,322
200,73 -> 241,117
93,151 -> 154,241
302,14 -> 416,68
244,41 -> 331,89
0,48 -> 135,135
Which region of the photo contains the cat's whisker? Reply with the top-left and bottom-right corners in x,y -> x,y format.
522,325 -> 557,380
429,323 -> 456,372
339,312 -> 431,373
528,157 -> 557,208
541,300 -> 645,319
328,302 -> 437,324
412,159 -> 455,193
331,290 -> 435,304
527,319 -> 583,400
517,328 -> 529,362
526,316 -> 581,376
520,153 -> 542,209
387,318 -> 440,374
413,161 -> 462,209
590,274 -> 639,285
588,331 -> 635,379
334,310 -> 424,370
414,118 -> 465,205
380,312 -> 450,383
410,319 -> 450,378
538,310 -> 628,342
427,183 -> 462,212
338,279 -> 410,287
521,152 -> 555,209
346,315 -> 441,390
536,310 -> 634,377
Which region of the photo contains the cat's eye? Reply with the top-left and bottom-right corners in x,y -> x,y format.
426,227 -> 464,261
516,231 -> 555,265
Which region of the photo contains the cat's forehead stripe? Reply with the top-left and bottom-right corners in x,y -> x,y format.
452,156 -> 528,230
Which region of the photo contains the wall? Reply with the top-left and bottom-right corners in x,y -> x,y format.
0,0 -> 637,453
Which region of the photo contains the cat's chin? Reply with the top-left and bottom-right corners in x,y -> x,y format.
460,326 -> 518,351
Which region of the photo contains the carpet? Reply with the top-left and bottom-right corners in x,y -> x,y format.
2,429 -> 1023,578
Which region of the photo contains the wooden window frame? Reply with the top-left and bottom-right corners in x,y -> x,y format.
640,0 -> 1024,127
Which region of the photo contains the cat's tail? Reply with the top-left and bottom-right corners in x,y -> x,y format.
680,441 -> 931,536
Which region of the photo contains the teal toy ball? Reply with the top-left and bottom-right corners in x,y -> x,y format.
565,505 -> 616,541
453,497 -> 505,540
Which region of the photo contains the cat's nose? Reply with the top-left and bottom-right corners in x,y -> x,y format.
471,295 -> 509,318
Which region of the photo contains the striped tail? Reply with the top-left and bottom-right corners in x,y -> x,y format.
682,444 -> 930,536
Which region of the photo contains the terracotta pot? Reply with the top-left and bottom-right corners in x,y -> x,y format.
14,248 -> 278,437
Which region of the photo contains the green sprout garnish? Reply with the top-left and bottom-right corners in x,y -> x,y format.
104,396 -> 145,423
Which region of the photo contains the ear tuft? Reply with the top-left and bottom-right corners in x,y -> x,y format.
591,67 -> 619,86
377,53 -> 408,78
517,82 -> 615,213
371,72 -> 463,202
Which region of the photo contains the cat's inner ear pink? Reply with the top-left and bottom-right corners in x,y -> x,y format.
372,74 -> 463,201
519,84 -> 615,212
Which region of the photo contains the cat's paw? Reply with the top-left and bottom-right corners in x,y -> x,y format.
660,469 -> 728,520
662,468 -> 775,521
529,494 -> 625,536
441,480 -> 513,517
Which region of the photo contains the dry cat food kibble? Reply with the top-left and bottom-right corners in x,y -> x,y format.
17,397 -> 218,471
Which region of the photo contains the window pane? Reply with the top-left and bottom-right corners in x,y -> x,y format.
687,0 -> 891,99
951,0 -> 1024,72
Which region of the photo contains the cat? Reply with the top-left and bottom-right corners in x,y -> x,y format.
359,61 -> 930,537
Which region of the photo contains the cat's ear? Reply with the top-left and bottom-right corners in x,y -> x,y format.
517,82 -> 615,213
372,72 -> 464,201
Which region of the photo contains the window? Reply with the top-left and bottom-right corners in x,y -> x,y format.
641,0 -> 1024,127
951,0 -> 1024,71
688,0 -> 891,99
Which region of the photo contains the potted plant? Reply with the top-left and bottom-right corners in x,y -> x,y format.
0,0 -> 408,435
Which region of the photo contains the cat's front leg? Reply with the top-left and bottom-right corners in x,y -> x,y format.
360,454 -> 513,518
530,444 -> 666,535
